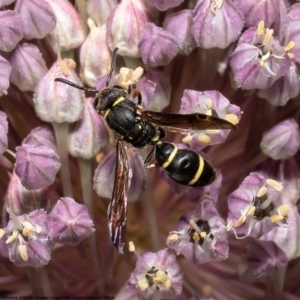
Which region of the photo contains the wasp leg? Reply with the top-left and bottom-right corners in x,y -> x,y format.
129,83 -> 142,106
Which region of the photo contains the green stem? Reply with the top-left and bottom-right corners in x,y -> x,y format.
265,267 -> 286,300
52,122 -> 73,198
78,157 -> 104,294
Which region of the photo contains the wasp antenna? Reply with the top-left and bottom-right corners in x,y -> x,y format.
106,48 -> 119,87
54,78 -> 98,93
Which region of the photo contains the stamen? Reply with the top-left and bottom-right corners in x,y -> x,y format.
206,129 -> 220,135
261,52 -> 271,61
59,60 -> 70,76
153,270 -> 169,284
206,98 -> 213,109
200,231 -> 207,238
189,220 -> 202,234
6,230 -> 18,244
22,221 -> 34,237
257,21 -> 265,35
182,135 -> 193,143
128,241 -> 150,271
210,2 -> 217,14
193,232 -> 200,241
167,234 -> 178,243
198,134 -> 211,144
257,186 -> 267,198
18,245 -> 28,261
263,29 -> 274,45
206,109 -> 212,116
200,195 -> 212,201
246,205 -> 255,216
284,41 -> 295,52
137,277 -> 149,291
225,113 -> 239,125
0,229 -> 4,239
259,196 -> 272,210
6,208 -> 23,231
235,215 -> 246,227
266,179 -> 283,191
216,0 -> 223,8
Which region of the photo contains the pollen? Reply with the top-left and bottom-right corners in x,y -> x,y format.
246,205 -> 255,216
22,221 -> 34,237
266,179 -> 283,191
18,245 -> 28,261
119,67 -> 144,88
206,98 -> 213,109
206,129 -> 221,135
6,230 -> 18,244
198,134 -> 211,144
257,186 -> 267,198
129,241 -> 135,252
235,215 -> 246,227
206,109 -> 212,116
257,21 -> 265,36
182,135 -> 193,143
193,232 -> 200,241
277,204 -> 290,217
154,270 -> 169,284
167,234 -> 178,243
200,231 -> 207,238
59,60 -> 70,76
225,113 -> 239,125
284,41 -> 296,52
137,277 -> 149,291
96,152 -> 105,163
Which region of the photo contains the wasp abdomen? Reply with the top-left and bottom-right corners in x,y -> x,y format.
155,143 -> 216,187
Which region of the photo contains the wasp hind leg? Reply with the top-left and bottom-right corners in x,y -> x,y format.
144,147 -> 157,168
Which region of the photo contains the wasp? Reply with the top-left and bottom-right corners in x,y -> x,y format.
55,48 -> 236,253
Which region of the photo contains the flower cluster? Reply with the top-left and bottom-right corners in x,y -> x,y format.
0,0 -> 300,299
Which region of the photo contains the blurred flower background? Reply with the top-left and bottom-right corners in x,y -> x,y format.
0,0 -> 300,299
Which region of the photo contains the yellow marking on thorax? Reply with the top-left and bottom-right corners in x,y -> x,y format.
113,96 -> 125,106
104,109 -> 110,119
188,155 -> 204,185
162,146 -> 178,169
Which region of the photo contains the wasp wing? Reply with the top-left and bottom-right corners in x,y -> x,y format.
142,111 -> 237,133
107,139 -> 129,254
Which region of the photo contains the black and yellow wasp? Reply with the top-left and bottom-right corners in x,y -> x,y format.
55,48 -> 236,253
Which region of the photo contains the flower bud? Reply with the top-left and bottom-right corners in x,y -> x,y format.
0,56 -> 12,96
0,10 -> 23,52
6,171 -> 49,215
139,23 -> 179,67
107,0 -> 150,57
260,119 -> 300,160
0,110 -> 8,155
68,98 -> 109,159
15,143 -> 61,190
191,0 -> 244,49
146,0 -> 183,11
46,0 -> 86,52
144,69 -> 171,111
15,0 -> 56,40
9,43 -> 48,92
93,147 -> 145,202
80,20 -> 111,87
87,0 -> 117,26
23,126 -> 57,152
246,240 -> 288,278
47,197 -> 95,245
163,10 -> 196,55
34,59 -> 85,123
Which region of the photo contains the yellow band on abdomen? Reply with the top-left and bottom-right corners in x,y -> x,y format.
188,155 -> 204,185
162,146 -> 178,169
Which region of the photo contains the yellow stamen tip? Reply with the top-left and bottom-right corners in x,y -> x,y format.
128,241 -> 135,252
18,245 -> 28,261
235,216 -> 246,227
206,129 -> 220,135
246,205 -> 255,216
257,21 -> 265,35
278,204 -> 290,217
193,232 -> 200,241
271,215 -> 283,223
266,179 -> 283,191
284,41 -> 296,52
225,113 -> 239,125
198,134 -> 211,144
167,234 -> 178,243
182,135 -> 193,143
257,186 -> 267,198
137,278 -> 149,291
